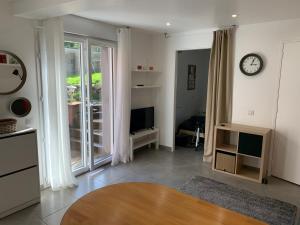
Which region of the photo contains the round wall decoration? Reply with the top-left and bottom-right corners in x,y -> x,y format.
0,50 -> 27,95
239,53 -> 264,76
10,97 -> 32,117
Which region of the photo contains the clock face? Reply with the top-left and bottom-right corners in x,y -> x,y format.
240,54 -> 263,76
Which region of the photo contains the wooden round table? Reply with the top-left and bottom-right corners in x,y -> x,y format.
61,182 -> 266,225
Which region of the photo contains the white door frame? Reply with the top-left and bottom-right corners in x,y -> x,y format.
87,38 -> 116,170
65,35 -> 90,176
65,34 -> 116,174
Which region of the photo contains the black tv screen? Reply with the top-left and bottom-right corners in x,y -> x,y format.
130,107 -> 154,133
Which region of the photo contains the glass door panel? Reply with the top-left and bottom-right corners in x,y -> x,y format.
89,42 -> 113,168
65,35 -> 114,173
64,38 -> 88,174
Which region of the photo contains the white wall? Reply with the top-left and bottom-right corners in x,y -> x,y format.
175,49 -> 210,129
63,15 -> 118,41
232,19 -> 300,129
232,19 -> 300,174
156,18 -> 300,154
131,28 -> 158,70
0,1 -> 44,181
0,2 -> 39,131
131,29 -> 161,127
153,30 -> 214,149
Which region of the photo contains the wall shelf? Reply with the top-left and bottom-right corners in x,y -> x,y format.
132,70 -> 160,73
132,85 -> 160,89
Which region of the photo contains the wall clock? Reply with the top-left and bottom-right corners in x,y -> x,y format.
239,53 -> 263,76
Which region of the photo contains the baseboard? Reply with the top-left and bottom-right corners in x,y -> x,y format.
159,145 -> 173,151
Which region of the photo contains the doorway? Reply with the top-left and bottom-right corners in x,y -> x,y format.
64,35 -> 115,175
174,49 -> 211,151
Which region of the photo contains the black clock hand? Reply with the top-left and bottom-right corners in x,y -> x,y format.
251,58 -> 255,65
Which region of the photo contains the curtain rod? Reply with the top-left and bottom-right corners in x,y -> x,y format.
219,25 -> 238,30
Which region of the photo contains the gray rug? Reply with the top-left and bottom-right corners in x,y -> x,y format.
179,176 -> 297,225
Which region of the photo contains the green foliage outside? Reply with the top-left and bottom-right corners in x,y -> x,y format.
66,73 -> 102,102
64,42 -> 80,49
66,73 -> 102,86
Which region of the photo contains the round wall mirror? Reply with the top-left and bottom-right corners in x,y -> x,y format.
0,50 -> 27,95
10,97 -> 32,117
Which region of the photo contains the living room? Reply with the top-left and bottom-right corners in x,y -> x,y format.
0,0 -> 300,225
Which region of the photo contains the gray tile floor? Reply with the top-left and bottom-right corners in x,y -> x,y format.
1,147 -> 300,225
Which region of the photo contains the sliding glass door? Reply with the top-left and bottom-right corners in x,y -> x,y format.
64,37 -> 88,174
64,35 -> 114,174
87,40 -> 114,169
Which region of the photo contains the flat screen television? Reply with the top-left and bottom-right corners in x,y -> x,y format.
130,107 -> 154,134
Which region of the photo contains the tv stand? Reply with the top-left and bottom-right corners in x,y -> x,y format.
129,128 -> 159,160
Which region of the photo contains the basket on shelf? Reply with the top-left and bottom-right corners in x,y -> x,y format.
0,118 -> 17,134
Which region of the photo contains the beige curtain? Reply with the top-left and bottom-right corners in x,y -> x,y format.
203,29 -> 234,162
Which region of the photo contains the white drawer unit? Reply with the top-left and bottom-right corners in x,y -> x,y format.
0,167 -> 40,215
0,132 -> 38,176
0,129 -> 40,218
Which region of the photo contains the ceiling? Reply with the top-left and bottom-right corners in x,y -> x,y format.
73,0 -> 300,33
11,0 -> 300,33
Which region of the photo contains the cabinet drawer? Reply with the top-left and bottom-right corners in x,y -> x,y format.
0,132 -> 38,176
0,167 -> 40,215
216,152 -> 236,174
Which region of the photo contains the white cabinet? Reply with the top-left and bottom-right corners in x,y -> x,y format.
0,167 -> 40,215
0,129 -> 40,218
0,132 -> 38,176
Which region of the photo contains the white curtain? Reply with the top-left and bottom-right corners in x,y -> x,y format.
101,47 -> 113,155
112,28 -> 131,165
39,17 -> 77,190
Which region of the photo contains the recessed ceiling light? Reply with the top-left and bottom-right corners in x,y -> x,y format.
232,14 -> 238,18
166,22 -> 171,26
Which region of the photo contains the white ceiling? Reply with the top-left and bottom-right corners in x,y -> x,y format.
73,0 -> 300,33
11,0 -> 300,33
